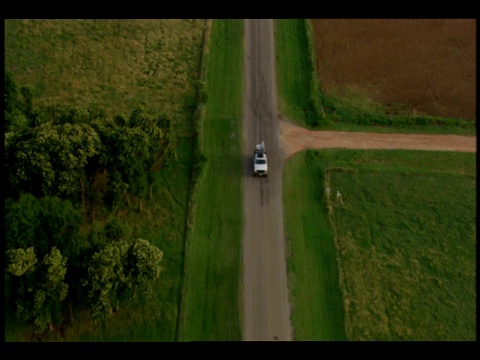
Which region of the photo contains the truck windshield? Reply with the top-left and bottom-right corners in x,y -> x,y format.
255,159 -> 266,164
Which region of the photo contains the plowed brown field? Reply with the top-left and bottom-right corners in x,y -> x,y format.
311,19 -> 476,121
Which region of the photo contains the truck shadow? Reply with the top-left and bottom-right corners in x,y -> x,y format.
242,153 -> 254,179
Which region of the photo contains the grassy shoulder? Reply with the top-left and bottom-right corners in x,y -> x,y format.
274,19 -> 476,136
275,19 -> 319,128
178,19 -> 244,341
284,149 -> 476,340
283,153 -> 346,340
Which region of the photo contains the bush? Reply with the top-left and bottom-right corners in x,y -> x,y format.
104,217 -> 125,241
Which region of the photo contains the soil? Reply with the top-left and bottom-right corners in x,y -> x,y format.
311,19 -> 476,121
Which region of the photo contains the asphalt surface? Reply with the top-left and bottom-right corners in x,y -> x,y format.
242,19 -> 292,341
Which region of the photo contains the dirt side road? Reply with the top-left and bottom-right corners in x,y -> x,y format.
242,19 -> 292,341
279,119 -> 477,157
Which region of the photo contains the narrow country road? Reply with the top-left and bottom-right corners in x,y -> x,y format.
242,19 -> 292,341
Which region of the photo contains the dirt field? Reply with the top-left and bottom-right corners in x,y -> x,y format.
311,19 -> 476,121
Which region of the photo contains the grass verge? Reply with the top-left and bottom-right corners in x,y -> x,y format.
283,152 -> 346,340
275,19 -> 320,128
178,19 -> 244,341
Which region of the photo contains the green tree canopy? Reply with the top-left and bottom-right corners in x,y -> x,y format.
128,239 -> 163,298
85,238 -> 163,321
85,240 -> 130,321
5,122 -> 102,200
5,194 -> 82,260
6,246 -> 68,334
6,247 -> 37,277
32,247 -> 69,333
97,107 -> 175,207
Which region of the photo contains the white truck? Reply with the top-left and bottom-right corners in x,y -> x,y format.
253,141 -> 268,177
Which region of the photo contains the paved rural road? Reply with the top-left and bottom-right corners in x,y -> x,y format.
242,19 -> 292,341
241,19 -> 476,342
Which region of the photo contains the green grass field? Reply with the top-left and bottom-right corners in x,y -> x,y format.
284,149 -> 476,340
178,19 -> 244,341
4,20 -> 204,134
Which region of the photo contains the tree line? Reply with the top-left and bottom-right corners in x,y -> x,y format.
4,71 -> 173,336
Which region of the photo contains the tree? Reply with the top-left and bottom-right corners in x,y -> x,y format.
5,122 -> 102,201
32,247 -> 68,333
86,106 -> 175,210
4,73 -> 39,131
36,196 -> 83,260
127,239 -> 163,299
5,194 -> 82,260
6,247 -> 68,334
125,107 -> 176,204
98,121 -> 149,207
103,170 -> 129,209
129,107 -> 176,176
4,71 -> 23,131
85,238 -> 163,321
85,241 -> 130,321
5,247 -> 38,323
5,194 -> 41,250
19,85 -> 34,119
5,71 -> 19,115
5,194 -> 84,330
6,247 -> 37,277
103,217 -> 126,242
